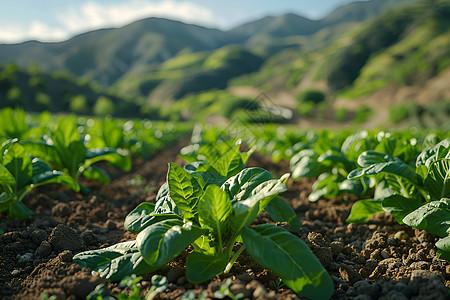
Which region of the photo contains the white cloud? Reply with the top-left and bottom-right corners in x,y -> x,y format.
58,0 -> 224,34
0,21 -> 68,43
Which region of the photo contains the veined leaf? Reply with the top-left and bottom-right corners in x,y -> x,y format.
348,161 -> 422,188
381,194 -> 423,224
198,185 -> 231,247
212,145 -> 244,177
242,224 -> 333,299
265,196 -> 300,233
2,143 -> 32,192
21,142 -> 62,168
416,138 -> 450,169
229,174 -> 289,234
403,198 -> 450,237
357,151 -> 394,167
0,164 -> 15,189
346,199 -> 384,224
137,219 -> 206,267
124,202 -> 181,234
425,159 -> 450,200
168,163 -> 203,220
73,241 -> 157,282
222,168 -> 272,201
186,250 -> 229,283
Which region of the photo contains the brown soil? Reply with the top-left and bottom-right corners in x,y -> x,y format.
1,144 -> 449,300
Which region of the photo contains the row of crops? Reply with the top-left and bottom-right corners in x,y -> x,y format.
181,124 -> 450,261
0,108 -> 190,220
1,107 -> 449,299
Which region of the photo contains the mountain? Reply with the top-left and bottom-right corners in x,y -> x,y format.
0,0 -> 416,89
2,0 -> 447,128
321,0 -> 418,26
0,18 -> 228,86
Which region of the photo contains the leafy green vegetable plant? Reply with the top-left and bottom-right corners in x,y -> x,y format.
74,145 -> 333,299
0,141 -> 79,220
22,118 -> 131,192
347,138 -> 450,259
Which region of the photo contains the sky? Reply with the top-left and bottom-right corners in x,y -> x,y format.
0,0 -> 365,44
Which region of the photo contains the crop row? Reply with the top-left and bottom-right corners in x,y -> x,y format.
183,124 -> 450,261
0,108 -> 190,220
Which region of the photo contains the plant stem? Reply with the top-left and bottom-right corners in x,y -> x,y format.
224,244 -> 246,274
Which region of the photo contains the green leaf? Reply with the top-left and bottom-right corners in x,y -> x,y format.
21,141 -> 62,168
357,151 -> 394,167
85,148 -> 131,171
82,166 -> 111,185
186,250 -> 229,283
381,194 -> 423,224
403,198 -> 450,237
124,202 -> 155,232
348,161 -> 422,188
0,164 -> 15,191
416,138 -> 450,169
52,118 -> 80,148
9,200 -> 34,221
198,185 -> 232,248
338,179 -> 366,196
3,143 -> 32,192
425,159 -> 450,200
318,153 -> 356,172
222,168 -> 272,201
168,163 -> 203,220
229,174 -> 289,234
341,130 -> 368,158
346,199 -> 384,224
265,196 -> 300,233
242,224 -> 333,300
124,202 -> 181,234
291,155 -> 329,179
73,241 -> 157,282
32,170 -> 80,192
58,141 -> 87,178
137,219 -> 206,267
0,193 -> 12,212
436,235 -> 450,261
212,145 -> 245,177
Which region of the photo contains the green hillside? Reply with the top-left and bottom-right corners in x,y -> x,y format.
0,63 -> 143,117
0,0 -> 448,128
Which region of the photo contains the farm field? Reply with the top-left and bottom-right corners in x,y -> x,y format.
0,108 -> 449,299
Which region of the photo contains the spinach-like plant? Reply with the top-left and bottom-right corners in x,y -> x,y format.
347,139 -> 450,260
290,131 -> 377,201
0,142 -> 79,220
22,118 -> 131,192
74,145 -> 332,299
